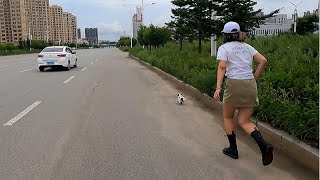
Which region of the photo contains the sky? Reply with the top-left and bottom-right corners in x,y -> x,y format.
50,0 -> 319,41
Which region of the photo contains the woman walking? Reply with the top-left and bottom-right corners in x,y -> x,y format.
213,21 -> 273,166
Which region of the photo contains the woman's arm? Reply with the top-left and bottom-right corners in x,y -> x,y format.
253,53 -> 267,80
214,60 -> 227,101
216,60 -> 227,89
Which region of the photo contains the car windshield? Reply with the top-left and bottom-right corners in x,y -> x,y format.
42,48 -> 63,52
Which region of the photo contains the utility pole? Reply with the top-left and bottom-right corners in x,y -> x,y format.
46,0 -> 49,43
142,0 -> 144,25
122,4 -> 133,48
76,28 -> 78,49
46,25 -> 49,43
28,22 -> 32,51
211,11 -> 217,57
289,1 -> 303,33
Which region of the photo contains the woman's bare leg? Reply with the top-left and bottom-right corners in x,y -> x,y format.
238,107 -> 274,166
222,105 -> 239,159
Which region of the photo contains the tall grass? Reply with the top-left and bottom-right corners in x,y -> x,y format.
0,49 -> 41,56
129,34 -> 319,144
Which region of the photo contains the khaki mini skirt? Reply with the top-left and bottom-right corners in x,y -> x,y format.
223,78 -> 259,108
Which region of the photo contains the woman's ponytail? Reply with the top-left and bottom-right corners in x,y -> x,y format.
235,32 -> 247,42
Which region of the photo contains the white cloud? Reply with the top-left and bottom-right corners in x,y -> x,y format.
87,0 -> 171,8
96,21 -> 125,40
151,12 -> 173,27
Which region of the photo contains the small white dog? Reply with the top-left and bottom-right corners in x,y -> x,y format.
177,93 -> 185,105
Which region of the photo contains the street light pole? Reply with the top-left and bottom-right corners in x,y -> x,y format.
211,11 -> 217,57
141,2 -> 156,24
28,22 -> 32,52
123,4 -> 133,48
46,26 -> 49,43
123,2 -> 155,48
142,0 -> 144,24
76,28 -> 78,49
289,1 -> 303,33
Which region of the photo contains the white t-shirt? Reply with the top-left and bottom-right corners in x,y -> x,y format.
216,41 -> 258,80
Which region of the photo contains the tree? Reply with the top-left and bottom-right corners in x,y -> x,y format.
171,0 -> 218,53
132,38 -> 138,46
137,25 -> 147,47
147,25 -> 171,48
68,43 -> 76,48
31,40 -> 49,49
18,39 -> 24,49
143,27 -> 152,49
5,43 -> 17,52
167,14 -> 192,51
215,0 -> 280,34
26,38 -> 31,49
137,25 -> 171,49
158,27 -> 171,47
117,36 -> 138,47
295,14 -> 319,35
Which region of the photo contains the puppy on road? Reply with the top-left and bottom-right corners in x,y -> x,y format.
177,93 -> 185,105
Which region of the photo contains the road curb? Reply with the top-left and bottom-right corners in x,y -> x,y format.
128,54 -> 319,174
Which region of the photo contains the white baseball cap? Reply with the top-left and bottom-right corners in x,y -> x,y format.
222,21 -> 240,33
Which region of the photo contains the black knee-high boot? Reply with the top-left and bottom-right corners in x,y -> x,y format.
223,131 -> 239,159
251,128 -> 273,166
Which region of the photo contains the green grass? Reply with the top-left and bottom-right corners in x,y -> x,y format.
0,49 -> 41,56
119,46 -> 130,52
127,33 -> 319,147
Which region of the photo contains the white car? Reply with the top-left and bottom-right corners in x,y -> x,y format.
37,46 -> 78,72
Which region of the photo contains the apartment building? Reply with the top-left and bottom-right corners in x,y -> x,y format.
25,0 -> 50,41
85,28 -> 98,45
69,14 -> 77,44
0,1 -> 76,44
49,5 -> 76,44
77,28 -> 81,39
49,5 -> 63,44
0,0 -> 28,43
132,6 -> 142,39
61,12 -> 76,43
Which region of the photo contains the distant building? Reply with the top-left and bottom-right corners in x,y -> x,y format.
132,6 -> 142,39
77,28 -> 81,39
77,38 -> 88,45
0,1 -> 76,44
255,12 -> 264,17
304,9 -> 319,17
314,9 -> 319,16
85,28 -> 98,45
264,14 -> 289,24
25,0 -> 50,41
49,5 -> 77,44
250,14 -> 293,37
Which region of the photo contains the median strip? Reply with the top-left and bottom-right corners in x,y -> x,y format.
4,101 -> 42,126
63,76 -> 76,84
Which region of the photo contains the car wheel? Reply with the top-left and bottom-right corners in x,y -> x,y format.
74,59 -> 77,68
66,61 -> 71,71
39,67 -> 44,72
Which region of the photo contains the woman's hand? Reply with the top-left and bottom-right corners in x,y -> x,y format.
213,89 -> 221,101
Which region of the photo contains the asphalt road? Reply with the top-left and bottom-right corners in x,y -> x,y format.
0,48 -> 317,180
